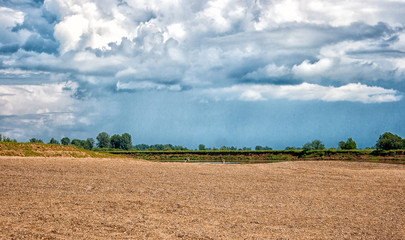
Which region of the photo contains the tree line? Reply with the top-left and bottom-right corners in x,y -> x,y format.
288,138 -> 357,151
285,133 -> 405,151
2,131 -> 405,151
28,132 -> 132,151
0,134 -> 17,143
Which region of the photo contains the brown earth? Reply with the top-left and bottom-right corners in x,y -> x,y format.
0,156 -> 404,239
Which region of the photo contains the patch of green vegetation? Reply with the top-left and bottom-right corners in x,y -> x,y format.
70,152 -> 86,158
24,150 -> 42,157
347,156 -> 355,161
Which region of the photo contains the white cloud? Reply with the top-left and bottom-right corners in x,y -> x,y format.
0,7 -> 24,27
115,67 -> 137,78
0,7 -> 30,45
0,81 -> 97,140
293,58 -> 334,78
201,83 -> 402,103
0,82 -> 79,116
254,0 -> 405,28
54,14 -> 89,53
116,81 -> 182,91
244,64 -> 290,80
166,23 -> 187,42
322,83 -> 401,103
240,89 -> 265,101
49,0 -> 135,53
199,0 -> 232,33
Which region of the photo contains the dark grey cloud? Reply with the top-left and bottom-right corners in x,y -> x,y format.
12,8 -> 56,39
347,49 -> 405,58
0,44 -> 19,54
0,2 -> 58,56
22,34 -> 58,53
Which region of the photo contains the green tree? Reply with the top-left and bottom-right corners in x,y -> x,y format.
84,138 -> 95,150
255,146 -> 272,150
120,133 -> 132,150
134,144 -> 149,150
255,145 -> 263,150
199,144 -> 206,150
376,132 -> 403,150
96,132 -> 110,148
61,137 -> 70,145
1,134 -> 17,142
49,138 -> 60,145
29,138 -> 43,143
149,144 -> 165,151
110,134 -> 122,149
71,139 -> 85,148
338,138 -> 357,150
303,140 -> 325,150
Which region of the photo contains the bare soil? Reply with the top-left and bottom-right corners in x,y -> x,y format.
0,156 -> 404,239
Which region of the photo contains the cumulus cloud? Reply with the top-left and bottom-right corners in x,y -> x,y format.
2,0 -> 404,86
49,0 -> 134,53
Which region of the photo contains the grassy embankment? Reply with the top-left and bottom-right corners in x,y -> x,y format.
0,142 -> 112,158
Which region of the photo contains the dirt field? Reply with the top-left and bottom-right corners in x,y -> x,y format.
0,157 -> 404,239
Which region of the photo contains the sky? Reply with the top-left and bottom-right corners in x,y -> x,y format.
0,0 -> 405,149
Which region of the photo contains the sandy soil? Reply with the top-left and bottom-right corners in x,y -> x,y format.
0,157 -> 404,239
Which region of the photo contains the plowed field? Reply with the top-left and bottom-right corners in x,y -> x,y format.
1,157 -> 404,239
